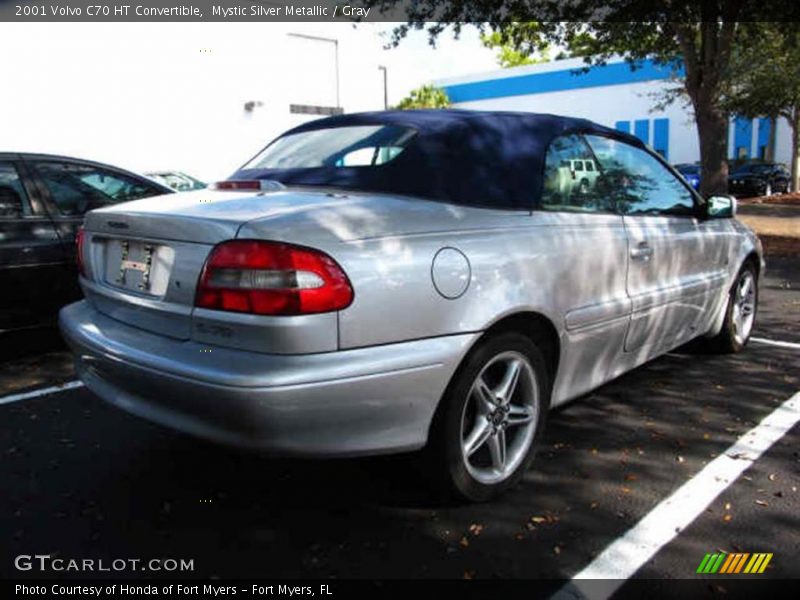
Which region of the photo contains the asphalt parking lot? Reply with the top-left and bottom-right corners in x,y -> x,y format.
1,256 -> 798,586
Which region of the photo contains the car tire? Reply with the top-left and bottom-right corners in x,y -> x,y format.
704,262 -> 758,354
427,332 -> 550,502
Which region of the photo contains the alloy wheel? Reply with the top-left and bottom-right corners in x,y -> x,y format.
732,270 -> 756,345
459,351 -> 539,485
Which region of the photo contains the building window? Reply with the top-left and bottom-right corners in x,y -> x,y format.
615,120 -> 631,134
732,116 -> 754,160
634,120 -> 650,145
653,118 -> 670,160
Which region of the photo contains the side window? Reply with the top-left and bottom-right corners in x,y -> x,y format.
0,162 -> 29,219
33,161 -> 164,216
540,135 -> 611,213
583,135 -> 695,217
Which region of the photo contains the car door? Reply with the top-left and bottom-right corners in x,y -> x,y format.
536,134 -> 632,402
0,157 -> 66,331
583,135 -> 731,360
25,157 -> 170,302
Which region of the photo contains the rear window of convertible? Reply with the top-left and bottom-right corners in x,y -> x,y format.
244,125 -> 417,170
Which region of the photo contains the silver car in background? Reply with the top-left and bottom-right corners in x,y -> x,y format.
60,110 -> 762,501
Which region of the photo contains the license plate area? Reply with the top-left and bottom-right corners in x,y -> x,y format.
102,238 -> 175,297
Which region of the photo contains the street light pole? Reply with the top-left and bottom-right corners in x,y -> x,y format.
378,65 -> 388,110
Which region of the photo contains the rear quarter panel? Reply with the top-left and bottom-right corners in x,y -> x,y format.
329,210 -> 632,405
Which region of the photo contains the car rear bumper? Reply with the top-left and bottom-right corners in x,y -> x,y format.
59,300 -> 475,456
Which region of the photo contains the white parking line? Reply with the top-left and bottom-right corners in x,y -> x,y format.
0,380 -> 84,406
555,390 -> 800,600
751,337 -> 800,351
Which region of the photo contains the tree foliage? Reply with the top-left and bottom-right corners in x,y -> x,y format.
480,25 -> 552,68
395,84 -> 451,110
723,24 -> 800,188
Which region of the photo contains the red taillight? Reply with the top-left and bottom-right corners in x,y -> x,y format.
210,180 -> 262,191
195,240 -> 354,316
76,228 -> 86,277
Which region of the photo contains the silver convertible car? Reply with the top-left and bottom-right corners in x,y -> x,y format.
60,110 -> 762,501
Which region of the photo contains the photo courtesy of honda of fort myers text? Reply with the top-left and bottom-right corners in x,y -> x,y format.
1,1 -> 800,599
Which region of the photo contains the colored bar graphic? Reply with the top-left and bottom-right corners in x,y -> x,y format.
733,553 -> 750,573
758,554 -> 773,573
697,551 -> 772,575
710,552 -> 726,573
719,554 -> 736,573
696,554 -> 712,573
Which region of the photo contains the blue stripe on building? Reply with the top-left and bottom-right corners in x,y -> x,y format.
733,116 -> 754,159
634,120 -> 650,144
615,120 -> 631,134
756,118 -> 772,159
653,118 -> 669,159
443,59 -> 684,103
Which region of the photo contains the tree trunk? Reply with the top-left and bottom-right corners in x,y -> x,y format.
766,116 -> 777,162
791,109 -> 800,193
695,100 -> 730,197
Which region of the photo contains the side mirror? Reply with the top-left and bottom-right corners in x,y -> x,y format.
705,195 -> 736,219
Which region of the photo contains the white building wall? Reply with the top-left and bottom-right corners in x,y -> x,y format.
0,23 -> 390,182
438,59 -> 793,168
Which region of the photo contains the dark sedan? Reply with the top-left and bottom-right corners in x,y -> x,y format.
674,163 -> 701,190
0,152 -> 172,335
728,162 -> 791,197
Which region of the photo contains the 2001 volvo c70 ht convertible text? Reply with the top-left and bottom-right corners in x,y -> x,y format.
60,110 -> 763,501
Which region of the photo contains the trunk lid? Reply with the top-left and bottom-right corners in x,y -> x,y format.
79,187 -> 511,349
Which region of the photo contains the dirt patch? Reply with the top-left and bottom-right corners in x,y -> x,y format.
739,192 -> 800,206
736,197 -> 800,256
759,235 -> 800,257
738,213 -> 800,238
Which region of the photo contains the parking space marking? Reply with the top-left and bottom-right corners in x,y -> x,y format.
557,390 -> 800,599
751,337 -> 800,351
0,380 -> 84,406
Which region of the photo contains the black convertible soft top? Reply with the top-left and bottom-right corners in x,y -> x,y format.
233,109 -> 646,210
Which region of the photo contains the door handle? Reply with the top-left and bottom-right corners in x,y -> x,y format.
630,242 -> 653,261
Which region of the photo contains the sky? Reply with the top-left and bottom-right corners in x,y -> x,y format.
0,22 -> 499,179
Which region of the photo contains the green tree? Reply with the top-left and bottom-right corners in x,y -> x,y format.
395,84 -> 451,110
723,24 -> 800,190
481,30 -> 550,68
365,2 -> 796,195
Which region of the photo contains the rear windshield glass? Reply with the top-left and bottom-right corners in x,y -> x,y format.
244,125 -> 417,170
